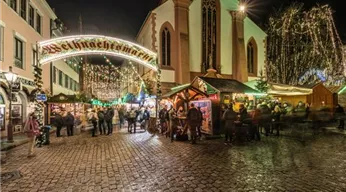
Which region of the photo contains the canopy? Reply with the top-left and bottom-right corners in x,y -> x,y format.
196,77 -> 260,94
161,84 -> 208,102
244,81 -> 313,96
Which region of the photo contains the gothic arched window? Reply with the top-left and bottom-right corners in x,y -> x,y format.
161,27 -> 171,66
247,38 -> 257,75
202,0 -> 218,73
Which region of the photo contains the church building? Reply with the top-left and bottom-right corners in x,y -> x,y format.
136,0 -> 267,93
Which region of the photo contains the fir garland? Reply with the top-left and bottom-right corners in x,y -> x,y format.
34,64 -> 44,126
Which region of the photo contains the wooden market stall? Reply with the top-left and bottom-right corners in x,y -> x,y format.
47,93 -> 91,125
191,76 -> 260,135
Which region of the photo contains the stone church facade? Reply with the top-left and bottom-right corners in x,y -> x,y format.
135,0 -> 267,93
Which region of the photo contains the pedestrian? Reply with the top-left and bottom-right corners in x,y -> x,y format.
88,110 -> 98,137
65,112 -> 75,136
197,106 -> 203,139
118,107 -> 125,129
127,108 -> 137,133
222,104 -> 237,145
159,105 -> 169,135
335,104 -> 345,130
187,103 -> 202,144
105,107 -> 115,135
168,107 -> 178,142
23,113 -> 40,157
97,108 -> 106,134
54,112 -> 64,137
143,107 -> 150,130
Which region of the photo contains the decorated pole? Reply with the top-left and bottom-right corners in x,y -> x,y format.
34,42 -> 44,126
155,57 -> 161,120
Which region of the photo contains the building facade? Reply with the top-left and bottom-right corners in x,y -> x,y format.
136,0 -> 267,93
0,0 -> 79,138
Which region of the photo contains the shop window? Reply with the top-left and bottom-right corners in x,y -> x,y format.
28,5 -> 34,28
70,77 -> 73,90
14,37 -> 24,69
9,0 -> 17,12
247,38 -> 257,75
161,27 -> 171,66
20,0 -> 27,20
36,13 -> 41,34
65,74 -> 69,88
0,26 -> 4,61
58,70 -> 63,86
202,0 -> 218,72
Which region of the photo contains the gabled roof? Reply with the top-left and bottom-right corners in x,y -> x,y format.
161,84 -> 208,99
197,77 -> 260,94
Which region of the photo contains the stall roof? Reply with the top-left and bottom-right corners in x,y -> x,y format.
268,83 -> 312,96
197,77 -> 260,94
161,84 -> 190,98
327,85 -> 346,94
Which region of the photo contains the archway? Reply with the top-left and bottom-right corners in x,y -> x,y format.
34,35 -> 161,125
38,35 -> 158,71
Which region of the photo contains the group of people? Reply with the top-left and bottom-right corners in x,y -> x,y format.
125,107 -> 151,134
53,111 -> 75,137
88,107 -> 115,137
159,103 -> 203,144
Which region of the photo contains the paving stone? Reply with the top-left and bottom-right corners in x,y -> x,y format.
1,130 -> 346,191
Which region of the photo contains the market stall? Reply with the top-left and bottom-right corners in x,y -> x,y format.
191,76 -> 261,135
47,93 -> 91,125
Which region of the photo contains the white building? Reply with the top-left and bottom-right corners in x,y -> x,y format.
136,0 -> 267,93
0,0 -> 79,138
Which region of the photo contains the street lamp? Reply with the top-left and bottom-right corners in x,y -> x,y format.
4,66 -> 18,143
239,5 -> 246,13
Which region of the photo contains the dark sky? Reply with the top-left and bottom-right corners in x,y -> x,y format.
46,0 -> 345,41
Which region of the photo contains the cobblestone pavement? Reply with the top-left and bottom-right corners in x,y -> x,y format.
1,129 -> 346,192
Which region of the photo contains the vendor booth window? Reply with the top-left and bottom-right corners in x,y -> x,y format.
20,0 -> 27,20
59,70 -> 63,86
14,37 -> 24,69
202,0 -> 218,72
161,27 -> 171,66
247,38 -> 257,76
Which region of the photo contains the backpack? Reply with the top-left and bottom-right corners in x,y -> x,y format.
98,112 -> 104,120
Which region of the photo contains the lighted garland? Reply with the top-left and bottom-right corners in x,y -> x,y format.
266,4 -> 345,86
33,64 -> 44,126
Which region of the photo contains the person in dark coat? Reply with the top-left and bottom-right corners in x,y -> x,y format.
65,112 -> 75,136
197,107 -> 203,138
335,104 -> 345,129
97,108 -> 106,134
54,112 -> 64,137
222,104 -> 237,145
105,107 -> 115,135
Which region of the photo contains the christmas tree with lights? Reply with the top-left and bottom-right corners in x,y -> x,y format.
33,64 -> 44,126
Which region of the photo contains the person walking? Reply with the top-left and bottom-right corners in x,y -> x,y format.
127,108 -> 137,133
97,108 -> 106,135
335,104 -> 345,130
88,110 -> 98,137
105,107 -> 115,135
65,112 -> 75,136
197,107 -> 203,139
23,113 -> 40,157
118,107 -> 125,129
222,104 -> 237,145
54,112 -> 64,137
187,103 -> 202,144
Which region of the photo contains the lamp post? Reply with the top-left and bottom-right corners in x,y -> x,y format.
4,66 -> 18,143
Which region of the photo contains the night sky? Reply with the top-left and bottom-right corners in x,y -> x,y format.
46,0 -> 345,41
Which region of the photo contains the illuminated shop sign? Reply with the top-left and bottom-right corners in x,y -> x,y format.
38,35 -> 158,71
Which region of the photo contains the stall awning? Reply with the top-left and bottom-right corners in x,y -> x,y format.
197,77 -> 260,94
268,83 -> 312,96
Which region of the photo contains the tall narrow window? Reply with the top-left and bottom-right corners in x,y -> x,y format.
32,49 -> 37,73
202,0 -> 218,72
0,26 -> 4,61
28,5 -> 34,28
36,13 -> 41,34
59,70 -> 63,86
14,37 -> 24,69
9,0 -> 17,11
53,66 -> 56,84
161,28 -> 171,66
247,38 -> 257,75
65,74 -> 69,88
20,0 -> 27,20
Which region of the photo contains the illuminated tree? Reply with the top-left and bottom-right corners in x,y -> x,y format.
266,3 -> 345,86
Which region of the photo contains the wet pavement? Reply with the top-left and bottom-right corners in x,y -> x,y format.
1,128 -> 346,192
